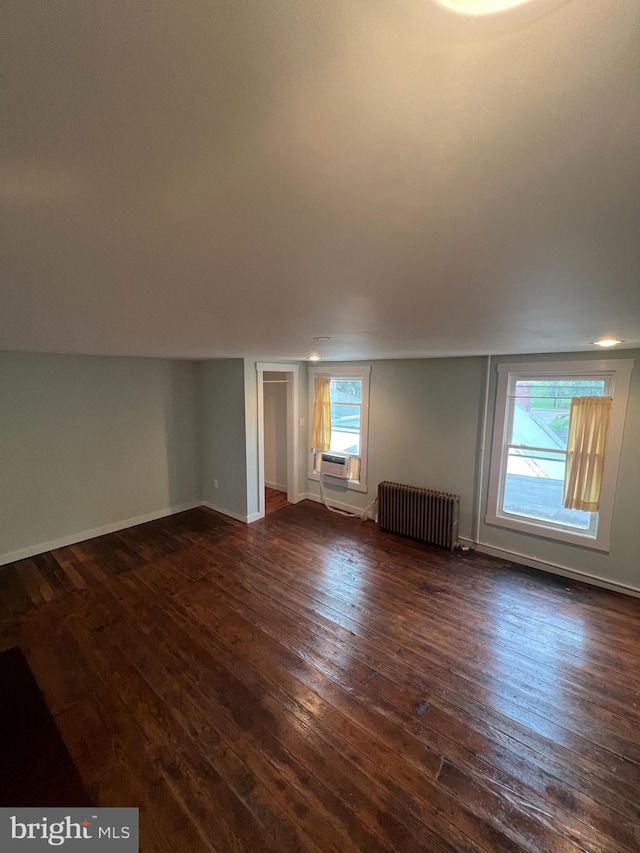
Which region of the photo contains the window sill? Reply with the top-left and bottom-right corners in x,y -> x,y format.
484,511 -> 609,552
308,472 -> 368,494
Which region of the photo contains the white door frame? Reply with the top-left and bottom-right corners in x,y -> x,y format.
256,362 -> 300,518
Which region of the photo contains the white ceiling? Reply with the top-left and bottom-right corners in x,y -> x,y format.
2,0 -> 639,361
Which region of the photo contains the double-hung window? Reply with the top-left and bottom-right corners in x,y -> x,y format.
486,359 -> 633,550
308,365 -> 371,492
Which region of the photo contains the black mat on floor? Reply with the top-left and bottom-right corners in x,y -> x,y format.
0,646 -> 91,806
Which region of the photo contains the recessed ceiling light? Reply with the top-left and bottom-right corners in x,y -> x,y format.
312,336 -> 333,342
435,0 -> 533,14
308,354 -> 322,361
593,338 -> 623,348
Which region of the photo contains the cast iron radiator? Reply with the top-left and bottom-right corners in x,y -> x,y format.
378,481 -> 460,551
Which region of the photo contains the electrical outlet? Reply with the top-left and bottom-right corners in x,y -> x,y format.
213,479 -> 218,488
299,418 -> 305,428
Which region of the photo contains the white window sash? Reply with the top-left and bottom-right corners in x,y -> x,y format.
486,359 -> 633,551
308,365 -> 371,493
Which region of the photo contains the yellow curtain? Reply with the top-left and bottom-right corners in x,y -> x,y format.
562,396 -> 612,512
311,376 -> 331,451
348,455 -> 360,481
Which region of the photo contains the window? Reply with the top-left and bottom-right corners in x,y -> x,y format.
308,365 -> 371,491
486,359 -> 633,550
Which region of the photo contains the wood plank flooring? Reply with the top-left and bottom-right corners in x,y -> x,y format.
1,502 -> 639,852
265,487 -> 290,515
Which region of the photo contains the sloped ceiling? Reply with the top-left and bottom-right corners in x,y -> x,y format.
2,0 -> 639,360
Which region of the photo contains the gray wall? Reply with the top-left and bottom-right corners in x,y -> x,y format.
1,352 -> 200,561
198,359 -> 248,518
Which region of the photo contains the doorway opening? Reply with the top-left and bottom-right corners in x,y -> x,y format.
256,363 -> 299,518
265,486 -> 290,515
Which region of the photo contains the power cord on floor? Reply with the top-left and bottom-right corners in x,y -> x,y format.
319,472 -> 377,521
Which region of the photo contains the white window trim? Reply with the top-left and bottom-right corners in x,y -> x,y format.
486,359 -> 634,551
308,365 -> 371,493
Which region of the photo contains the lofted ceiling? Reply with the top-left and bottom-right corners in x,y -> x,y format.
2,0 -> 639,361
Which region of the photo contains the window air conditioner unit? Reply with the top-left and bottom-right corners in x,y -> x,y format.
319,452 -> 353,479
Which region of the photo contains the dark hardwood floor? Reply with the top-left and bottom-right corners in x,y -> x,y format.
265,487 -> 290,515
1,502 -> 639,852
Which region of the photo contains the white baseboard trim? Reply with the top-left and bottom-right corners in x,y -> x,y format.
202,501 -> 248,523
459,538 -> 640,598
202,502 -> 265,525
302,491 -> 364,517
265,481 -> 287,493
0,501 -> 202,567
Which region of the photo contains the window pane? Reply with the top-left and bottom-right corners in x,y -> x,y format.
511,378 -> 605,451
330,404 -> 360,455
331,404 -> 360,431
309,368 -> 370,488
503,448 -> 592,530
329,379 -> 361,455
329,431 -> 360,455
331,379 -> 362,403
